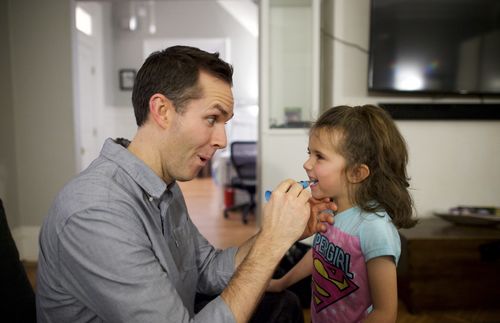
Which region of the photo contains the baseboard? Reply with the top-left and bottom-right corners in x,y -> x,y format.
12,225 -> 41,262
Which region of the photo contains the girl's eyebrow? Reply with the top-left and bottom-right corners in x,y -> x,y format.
312,147 -> 328,156
308,146 -> 320,153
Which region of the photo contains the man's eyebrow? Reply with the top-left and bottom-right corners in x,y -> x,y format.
214,104 -> 234,118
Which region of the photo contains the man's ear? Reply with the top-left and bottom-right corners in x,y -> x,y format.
348,164 -> 370,184
148,94 -> 175,128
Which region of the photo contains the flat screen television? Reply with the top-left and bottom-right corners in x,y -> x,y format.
368,0 -> 500,96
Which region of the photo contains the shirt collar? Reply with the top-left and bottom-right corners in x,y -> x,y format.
100,138 -> 170,199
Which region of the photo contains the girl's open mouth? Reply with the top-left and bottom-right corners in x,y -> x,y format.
309,179 -> 319,187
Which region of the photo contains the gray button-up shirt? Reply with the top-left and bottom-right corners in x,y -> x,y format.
37,138 -> 237,323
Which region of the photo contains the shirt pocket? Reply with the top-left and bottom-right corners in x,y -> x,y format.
170,224 -> 197,274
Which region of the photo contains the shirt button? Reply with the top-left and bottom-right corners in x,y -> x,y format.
148,196 -> 153,202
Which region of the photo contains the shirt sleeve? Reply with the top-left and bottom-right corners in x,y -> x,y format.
187,217 -> 237,295
57,207 -> 235,323
358,213 -> 401,264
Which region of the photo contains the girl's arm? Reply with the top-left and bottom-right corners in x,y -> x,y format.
267,248 -> 314,292
363,256 -> 398,323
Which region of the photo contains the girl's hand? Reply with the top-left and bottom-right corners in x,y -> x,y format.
300,197 -> 337,240
266,279 -> 285,293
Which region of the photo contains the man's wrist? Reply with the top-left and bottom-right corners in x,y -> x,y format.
253,230 -> 290,263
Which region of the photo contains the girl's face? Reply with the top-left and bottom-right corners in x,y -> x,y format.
303,130 -> 351,212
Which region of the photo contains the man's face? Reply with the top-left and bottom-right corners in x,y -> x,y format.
162,71 -> 234,183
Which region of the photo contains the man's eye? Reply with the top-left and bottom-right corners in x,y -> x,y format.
207,116 -> 217,125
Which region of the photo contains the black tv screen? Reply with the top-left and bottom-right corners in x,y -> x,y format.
368,0 -> 500,95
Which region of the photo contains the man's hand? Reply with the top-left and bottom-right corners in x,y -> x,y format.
300,197 -> 336,240
260,179 -> 311,252
222,179 -> 311,323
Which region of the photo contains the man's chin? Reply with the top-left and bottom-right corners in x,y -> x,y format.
176,175 -> 196,182
175,169 -> 201,182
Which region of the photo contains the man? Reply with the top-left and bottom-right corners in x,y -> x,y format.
37,46 -> 335,322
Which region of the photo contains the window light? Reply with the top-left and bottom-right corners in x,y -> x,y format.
76,6 -> 92,36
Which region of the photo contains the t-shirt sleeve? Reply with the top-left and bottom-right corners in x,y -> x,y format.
359,214 -> 401,264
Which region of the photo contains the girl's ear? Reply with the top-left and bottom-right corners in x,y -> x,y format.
348,164 -> 370,184
148,94 -> 175,128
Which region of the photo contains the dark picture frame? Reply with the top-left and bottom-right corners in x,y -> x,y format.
119,69 -> 136,91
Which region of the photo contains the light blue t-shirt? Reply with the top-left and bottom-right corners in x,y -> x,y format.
311,206 -> 400,323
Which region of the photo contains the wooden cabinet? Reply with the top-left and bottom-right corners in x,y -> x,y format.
397,218 -> 500,312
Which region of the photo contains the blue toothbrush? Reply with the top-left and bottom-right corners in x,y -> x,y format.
265,180 -> 312,201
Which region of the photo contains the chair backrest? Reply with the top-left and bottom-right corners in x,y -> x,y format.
230,141 -> 257,180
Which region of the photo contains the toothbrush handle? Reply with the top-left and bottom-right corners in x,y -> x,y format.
264,181 -> 309,201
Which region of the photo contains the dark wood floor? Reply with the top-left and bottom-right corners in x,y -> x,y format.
25,178 -> 500,322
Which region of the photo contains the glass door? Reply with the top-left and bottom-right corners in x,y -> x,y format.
261,0 -> 321,130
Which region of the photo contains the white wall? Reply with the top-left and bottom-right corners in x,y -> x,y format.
259,0 -> 500,220
97,0 -> 258,149
0,0 -> 19,227
4,0 -> 498,262
259,1 -> 319,213
326,0 -> 500,217
5,0 -> 257,260
109,1 -> 258,106
260,130 -> 310,197
5,0 -> 77,259
9,0 -> 76,227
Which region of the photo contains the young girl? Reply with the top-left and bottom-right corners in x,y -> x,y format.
268,105 -> 417,322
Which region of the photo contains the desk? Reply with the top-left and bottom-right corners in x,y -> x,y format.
398,217 -> 500,312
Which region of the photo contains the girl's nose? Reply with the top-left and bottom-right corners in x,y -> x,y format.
303,158 -> 313,171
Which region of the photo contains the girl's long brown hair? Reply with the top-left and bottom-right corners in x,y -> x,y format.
312,105 -> 417,229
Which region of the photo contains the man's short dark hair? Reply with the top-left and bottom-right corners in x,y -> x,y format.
132,45 -> 234,126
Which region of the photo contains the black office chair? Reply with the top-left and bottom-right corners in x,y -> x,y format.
0,198 -> 36,322
223,141 -> 257,224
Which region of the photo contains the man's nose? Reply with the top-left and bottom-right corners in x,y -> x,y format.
213,124 -> 227,149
